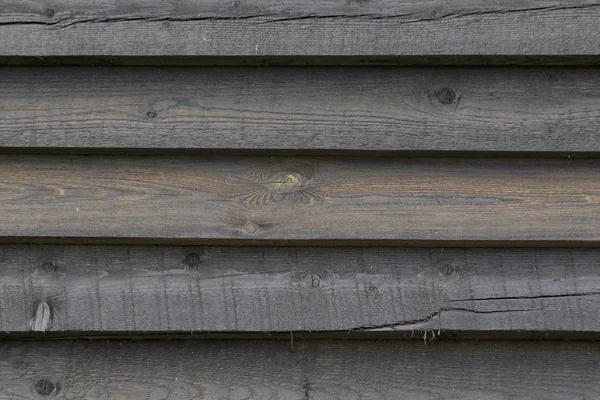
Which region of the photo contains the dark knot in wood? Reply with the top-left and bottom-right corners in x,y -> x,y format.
40,261 -> 58,272
434,87 -> 457,105
438,263 -> 457,277
182,252 -> 201,269
34,379 -> 56,396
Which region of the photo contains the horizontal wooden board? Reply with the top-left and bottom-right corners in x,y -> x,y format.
4,56 -> 600,67
2,67 -> 600,152
0,156 -> 599,244
1,340 -> 598,399
0,1 -> 599,57
1,245 -> 600,333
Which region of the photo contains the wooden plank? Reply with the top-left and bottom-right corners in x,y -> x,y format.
2,67 -> 600,152
1,340 -> 598,399
0,1 -> 599,57
0,156 -> 598,244
4,56 -> 600,67
1,245 -> 599,333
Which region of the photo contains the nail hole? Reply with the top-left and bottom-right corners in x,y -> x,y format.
146,111 -> 157,119
44,8 -> 55,17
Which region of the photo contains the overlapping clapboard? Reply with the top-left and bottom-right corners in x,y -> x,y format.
0,0 -> 599,339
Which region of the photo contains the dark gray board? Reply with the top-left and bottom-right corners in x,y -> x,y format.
0,340 -> 599,399
1,245 -> 599,333
1,67 -> 600,152
1,0 -> 599,56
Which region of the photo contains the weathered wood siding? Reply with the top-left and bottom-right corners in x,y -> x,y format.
1,1 -> 599,398
1,246 -> 599,333
0,156 -> 599,244
1,0 -> 599,56
1,340 -> 599,399
1,67 -> 599,152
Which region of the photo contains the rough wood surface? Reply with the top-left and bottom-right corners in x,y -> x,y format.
1,67 -> 599,152
0,156 -> 598,244
0,340 -> 598,399
1,245 -> 599,333
0,0 -> 599,57
4,56 -> 600,67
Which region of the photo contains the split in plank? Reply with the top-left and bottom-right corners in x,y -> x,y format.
0,155 -> 599,244
1,1 -> 599,57
0,340 -> 598,399
1,67 -> 600,152
1,245 -> 599,333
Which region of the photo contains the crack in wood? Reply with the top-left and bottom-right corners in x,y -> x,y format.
448,292 -> 600,302
355,306 -> 547,331
2,4 -> 598,29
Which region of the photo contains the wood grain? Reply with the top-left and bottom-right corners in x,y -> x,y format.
0,0 -> 599,57
2,67 -> 600,152
1,245 -> 599,333
0,340 -> 598,399
0,156 -> 599,244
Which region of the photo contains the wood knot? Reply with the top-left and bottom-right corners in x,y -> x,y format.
244,161 -> 323,207
32,302 -> 52,332
434,87 -> 457,105
311,274 -> 321,287
182,252 -> 201,269
437,263 -> 457,277
242,221 -> 258,234
44,8 -> 56,17
266,172 -> 302,194
40,261 -> 58,272
224,212 -> 271,236
34,379 -> 57,396
290,270 -> 321,288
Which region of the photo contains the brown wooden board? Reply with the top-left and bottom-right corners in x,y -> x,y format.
1,67 -> 600,153
0,340 -> 599,399
0,156 -> 598,244
1,0 -> 599,57
1,245 -> 599,333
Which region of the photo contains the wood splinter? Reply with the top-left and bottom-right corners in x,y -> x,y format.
31,302 -> 51,333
